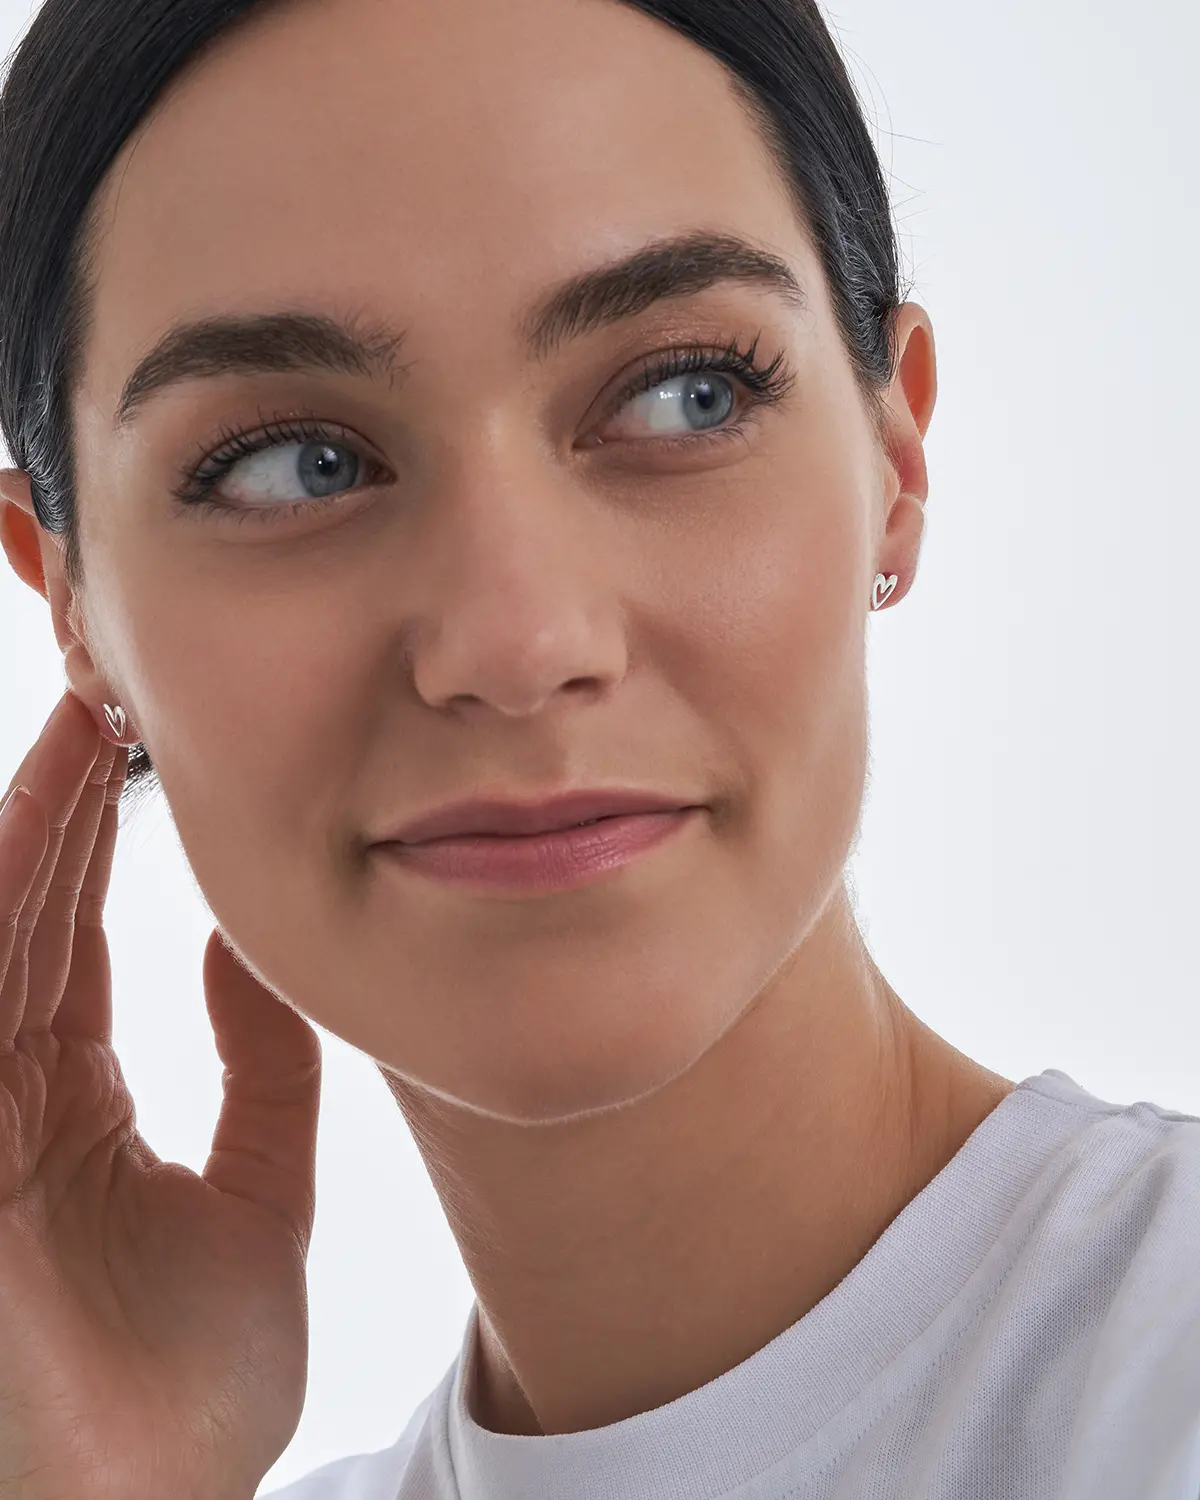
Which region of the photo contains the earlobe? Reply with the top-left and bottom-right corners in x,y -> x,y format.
60,640 -> 135,745
873,492 -> 926,613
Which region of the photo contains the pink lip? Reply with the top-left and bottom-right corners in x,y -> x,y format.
379,789 -> 701,844
374,807 -> 700,895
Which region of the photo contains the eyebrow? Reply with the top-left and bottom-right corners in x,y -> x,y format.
112,229 -> 808,429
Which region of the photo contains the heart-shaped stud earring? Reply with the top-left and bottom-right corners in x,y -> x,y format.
872,573 -> 899,612
103,703 -> 127,741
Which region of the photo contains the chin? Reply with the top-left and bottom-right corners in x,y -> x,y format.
391,971 -> 742,1127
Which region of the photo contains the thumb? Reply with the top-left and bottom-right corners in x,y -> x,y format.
201,927 -> 322,1249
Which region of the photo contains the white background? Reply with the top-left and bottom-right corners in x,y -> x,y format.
0,0 -> 1196,1492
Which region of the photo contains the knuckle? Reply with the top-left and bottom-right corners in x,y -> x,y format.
75,891 -> 106,926
35,883 -> 83,925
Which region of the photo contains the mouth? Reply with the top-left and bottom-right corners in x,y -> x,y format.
465,812 -> 618,836
375,806 -> 703,895
380,791 -> 701,845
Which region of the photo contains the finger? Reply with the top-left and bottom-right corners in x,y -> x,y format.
20,735 -> 119,1036
1,690 -> 95,810
0,694 -> 104,1048
53,746 -> 130,1043
201,929 -> 323,1250
0,787 -> 50,1022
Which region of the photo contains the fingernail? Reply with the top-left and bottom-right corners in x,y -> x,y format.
0,784 -> 28,823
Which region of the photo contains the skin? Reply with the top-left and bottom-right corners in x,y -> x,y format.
0,0 -> 1015,1444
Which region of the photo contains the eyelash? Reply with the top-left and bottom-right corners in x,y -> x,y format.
169,332 -> 798,524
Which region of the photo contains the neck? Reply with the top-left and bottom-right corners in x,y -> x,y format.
382,884 -> 1015,1438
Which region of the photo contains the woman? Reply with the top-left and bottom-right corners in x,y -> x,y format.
0,0 -> 1196,1495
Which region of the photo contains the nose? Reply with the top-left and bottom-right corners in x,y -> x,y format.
402,460 -> 631,720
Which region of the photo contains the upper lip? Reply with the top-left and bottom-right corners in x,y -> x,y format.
379,790 -> 699,844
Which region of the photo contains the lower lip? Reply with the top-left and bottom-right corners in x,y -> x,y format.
374,808 -> 700,894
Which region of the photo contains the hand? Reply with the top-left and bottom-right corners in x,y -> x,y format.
0,692 -> 322,1500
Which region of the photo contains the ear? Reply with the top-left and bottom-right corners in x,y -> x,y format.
0,466 -> 50,598
0,467 -> 137,745
872,303 -> 937,611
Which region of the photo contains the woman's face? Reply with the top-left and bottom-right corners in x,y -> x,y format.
65,0 -> 933,1121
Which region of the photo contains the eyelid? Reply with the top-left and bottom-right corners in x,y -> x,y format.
183,410 -> 373,473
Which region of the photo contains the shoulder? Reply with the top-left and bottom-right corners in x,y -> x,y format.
1054,1091 -> 1200,1216
1026,1092 -> 1200,1356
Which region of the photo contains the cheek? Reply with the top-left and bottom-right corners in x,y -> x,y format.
115,551 -> 363,886
667,448 -> 870,730
667,452 -> 871,894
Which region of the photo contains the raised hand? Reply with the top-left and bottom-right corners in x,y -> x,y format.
0,692 -> 323,1500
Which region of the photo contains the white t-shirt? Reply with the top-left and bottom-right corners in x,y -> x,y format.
261,1069 -> 1200,1500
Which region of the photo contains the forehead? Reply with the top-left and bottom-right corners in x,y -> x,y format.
81,0 -> 818,418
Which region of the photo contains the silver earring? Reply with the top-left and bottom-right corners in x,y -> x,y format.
103,703 -> 127,741
872,573 -> 899,612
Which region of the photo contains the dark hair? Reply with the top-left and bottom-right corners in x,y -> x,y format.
0,0 -> 909,818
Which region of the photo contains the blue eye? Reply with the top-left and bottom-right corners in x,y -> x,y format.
169,418 -> 384,522
220,438 -> 362,501
222,438 -> 361,501
170,333 -> 796,523
606,371 -> 738,439
584,335 -> 794,457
